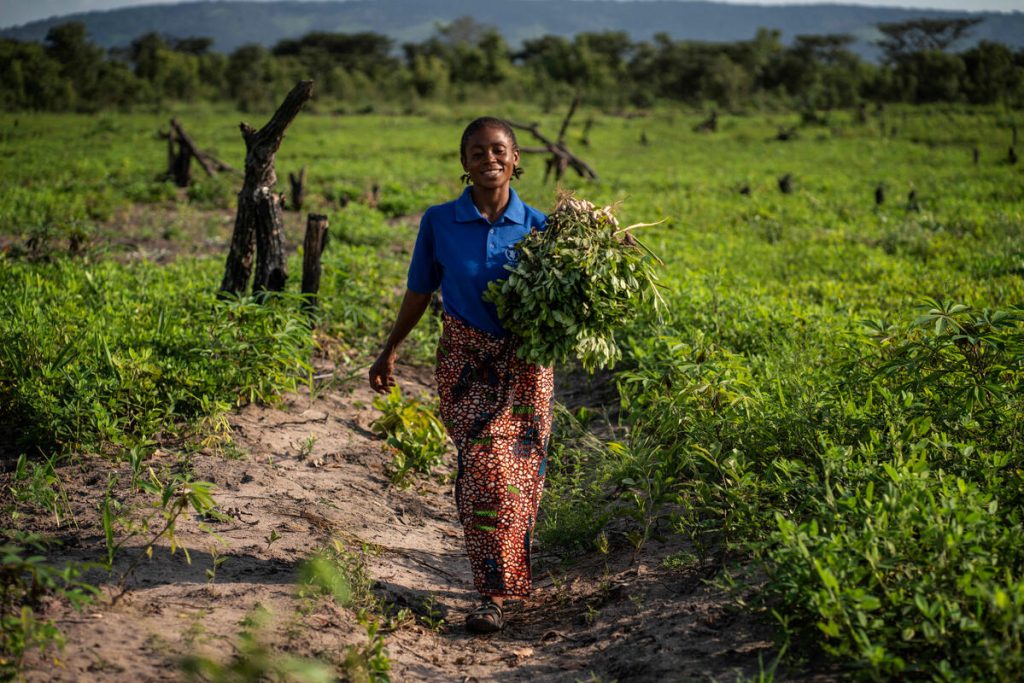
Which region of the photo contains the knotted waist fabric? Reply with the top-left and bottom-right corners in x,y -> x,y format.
435,314 -> 554,597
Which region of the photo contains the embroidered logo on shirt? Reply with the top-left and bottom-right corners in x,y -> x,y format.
504,245 -> 519,264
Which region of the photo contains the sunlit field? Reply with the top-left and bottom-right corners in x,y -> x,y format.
2,103 -> 1023,679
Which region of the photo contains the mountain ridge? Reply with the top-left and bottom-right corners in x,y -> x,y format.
3,0 -> 1022,58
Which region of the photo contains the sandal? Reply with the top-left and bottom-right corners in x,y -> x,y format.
465,600 -> 504,634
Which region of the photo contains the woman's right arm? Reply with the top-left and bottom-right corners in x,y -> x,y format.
368,289 -> 432,394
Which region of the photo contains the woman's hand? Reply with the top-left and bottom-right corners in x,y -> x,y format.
369,348 -> 397,394
368,289 -> 433,394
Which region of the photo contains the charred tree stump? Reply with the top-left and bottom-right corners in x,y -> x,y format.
300,213 -> 329,313
510,95 -> 598,184
907,189 -> 920,212
171,118 -> 217,178
776,126 -> 798,142
693,110 -> 718,133
501,119 -> 599,181
167,127 -> 191,187
580,117 -> 594,147
163,118 -> 237,188
252,188 -> 289,298
220,80 -> 314,297
289,166 -> 307,212
875,183 -> 885,205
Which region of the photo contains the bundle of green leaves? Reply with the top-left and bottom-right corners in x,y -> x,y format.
485,193 -> 663,372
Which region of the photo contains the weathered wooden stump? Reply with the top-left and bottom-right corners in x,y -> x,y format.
693,110 -> 718,133
300,213 -> 329,314
164,119 -> 233,188
776,126 -> 798,142
510,96 -> 597,184
220,80 -> 314,297
289,166 -> 307,212
907,189 -> 920,212
169,135 -> 191,187
580,117 -> 594,147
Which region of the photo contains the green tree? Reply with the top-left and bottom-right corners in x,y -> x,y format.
0,39 -> 71,110
960,40 -> 1023,104
876,18 -> 981,63
44,22 -> 104,110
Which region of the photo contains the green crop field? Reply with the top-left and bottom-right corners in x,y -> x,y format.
2,104 -> 1023,680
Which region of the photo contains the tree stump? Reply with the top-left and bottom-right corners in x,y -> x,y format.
907,189 -> 920,212
875,184 -> 885,205
301,213 -> 329,314
693,110 -> 718,133
167,127 -> 191,188
289,166 -> 307,212
778,174 -> 793,194
252,187 -> 288,297
580,117 -> 594,147
220,80 -> 315,297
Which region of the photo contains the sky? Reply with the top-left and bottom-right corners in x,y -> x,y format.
2,0 -> 1021,30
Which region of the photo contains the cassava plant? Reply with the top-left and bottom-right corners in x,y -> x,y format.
484,192 -> 664,372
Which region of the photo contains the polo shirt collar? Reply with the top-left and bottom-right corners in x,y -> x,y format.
455,187 -> 526,226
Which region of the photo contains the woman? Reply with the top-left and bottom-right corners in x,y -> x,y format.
369,117 -> 553,634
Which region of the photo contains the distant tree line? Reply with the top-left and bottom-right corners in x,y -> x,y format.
1,16 -> 1021,112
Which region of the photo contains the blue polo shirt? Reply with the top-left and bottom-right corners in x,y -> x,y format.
407,187 -> 546,337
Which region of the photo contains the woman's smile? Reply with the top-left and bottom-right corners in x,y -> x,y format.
462,125 -> 520,189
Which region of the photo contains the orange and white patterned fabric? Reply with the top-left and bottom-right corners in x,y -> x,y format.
435,315 -> 554,597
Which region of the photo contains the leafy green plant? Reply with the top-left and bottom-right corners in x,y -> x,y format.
180,606 -> 335,683
101,470 -> 219,598
299,541 -> 393,682
371,388 -> 448,487
1,533 -> 98,678
765,458 -> 1024,680
484,193 -> 664,372
7,453 -> 74,527
0,258 -> 314,457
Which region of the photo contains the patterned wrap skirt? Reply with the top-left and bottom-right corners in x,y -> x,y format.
435,314 -> 554,597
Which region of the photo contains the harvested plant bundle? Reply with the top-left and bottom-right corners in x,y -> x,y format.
485,193 -> 664,371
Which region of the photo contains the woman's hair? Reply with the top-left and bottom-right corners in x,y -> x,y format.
460,117 -> 523,181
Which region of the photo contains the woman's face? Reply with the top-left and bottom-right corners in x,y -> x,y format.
461,125 -> 520,190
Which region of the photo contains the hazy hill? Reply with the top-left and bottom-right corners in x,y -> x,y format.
2,0 -> 1022,58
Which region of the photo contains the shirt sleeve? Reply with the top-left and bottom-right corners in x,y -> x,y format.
406,211 -> 442,294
